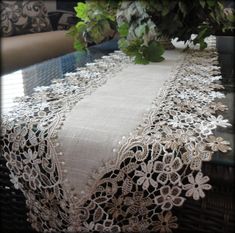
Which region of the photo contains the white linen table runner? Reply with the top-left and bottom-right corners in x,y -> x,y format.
59,51 -> 183,193
1,37 -> 232,233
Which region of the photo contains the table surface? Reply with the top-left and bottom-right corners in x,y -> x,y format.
1,39 -> 234,166
1,39 -> 119,113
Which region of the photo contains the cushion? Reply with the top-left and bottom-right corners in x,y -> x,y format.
1,1 -> 52,37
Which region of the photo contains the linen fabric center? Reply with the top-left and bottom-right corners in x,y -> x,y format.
1,38 -> 232,233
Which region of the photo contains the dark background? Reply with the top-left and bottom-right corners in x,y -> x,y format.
56,0 -> 80,11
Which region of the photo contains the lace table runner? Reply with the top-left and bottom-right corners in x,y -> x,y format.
1,37 -> 232,232
59,50 -> 183,194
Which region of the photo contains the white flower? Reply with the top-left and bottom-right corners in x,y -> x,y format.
23,148 -> 38,164
7,125 -> 28,151
183,172 -> 211,200
182,143 -> 212,170
206,136 -> 232,152
154,186 -> 185,210
22,165 -> 41,190
211,75 -> 222,81
179,113 -> 195,124
168,116 -> 185,128
207,115 -> 231,128
177,92 -> 190,100
154,154 -> 182,185
9,173 -> 22,190
194,121 -> 216,136
209,91 -> 225,99
135,161 -> 158,190
4,152 -> 23,175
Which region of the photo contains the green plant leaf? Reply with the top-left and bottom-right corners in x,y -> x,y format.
118,23 -> 129,37
162,6 -> 169,16
206,0 -> 215,7
179,2 -> 187,17
75,2 -> 89,21
121,39 -> 142,56
227,13 -> 235,23
67,25 -> 77,37
100,20 -> 114,37
118,38 -> 129,50
75,21 -> 86,31
142,41 -> 165,62
193,26 -> 209,45
89,24 -> 105,44
74,40 -> 86,51
154,2 -> 163,11
134,53 -> 149,64
199,0 -> 206,8
199,41 -> 207,50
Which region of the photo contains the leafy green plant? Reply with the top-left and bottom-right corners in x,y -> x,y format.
68,1 -> 118,50
69,0 -> 234,64
116,1 -> 165,64
145,0 -> 235,49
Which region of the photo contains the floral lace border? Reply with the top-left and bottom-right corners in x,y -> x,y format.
1,37 -> 232,233
1,51 -> 132,232
69,38 -> 232,232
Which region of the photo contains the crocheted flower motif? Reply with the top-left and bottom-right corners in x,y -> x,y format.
173,128 -> 195,144
80,222 -> 95,232
168,115 -> 186,128
183,172 -> 211,200
4,152 -> 23,175
194,121 -> 216,136
168,113 -> 195,129
95,219 -> 120,232
152,211 -> 178,233
122,217 -> 149,232
182,143 -> 212,170
106,196 -> 125,218
9,172 -> 22,190
7,125 -> 28,151
23,148 -> 42,166
154,154 -> 182,185
209,91 -> 225,99
124,191 -> 152,216
207,115 -> 231,127
154,186 -> 185,210
209,102 -> 228,111
162,134 -> 179,150
206,136 -> 232,152
22,165 -> 41,190
135,160 -> 158,190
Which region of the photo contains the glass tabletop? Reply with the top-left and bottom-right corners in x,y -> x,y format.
1,39 -> 119,114
1,39 -> 234,166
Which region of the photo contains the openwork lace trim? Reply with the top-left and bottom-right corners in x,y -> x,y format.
69,39 -> 232,233
1,51 -> 131,232
1,37 -> 232,233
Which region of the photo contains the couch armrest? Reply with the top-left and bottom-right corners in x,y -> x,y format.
1,30 -> 75,74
